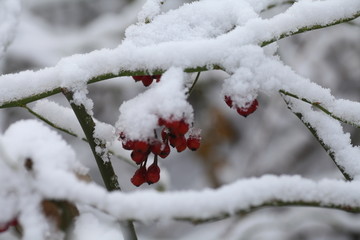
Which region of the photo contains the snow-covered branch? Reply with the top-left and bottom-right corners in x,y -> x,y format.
0,0 -> 358,108
35,170 -> 360,223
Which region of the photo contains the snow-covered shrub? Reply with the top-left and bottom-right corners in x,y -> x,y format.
0,0 -> 360,239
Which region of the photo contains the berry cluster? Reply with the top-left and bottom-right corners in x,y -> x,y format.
132,75 -> 161,87
120,118 -> 201,187
0,219 -> 18,233
224,96 -> 259,117
130,161 -> 160,187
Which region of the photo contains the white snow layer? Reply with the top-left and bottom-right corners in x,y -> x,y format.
0,120 -> 87,240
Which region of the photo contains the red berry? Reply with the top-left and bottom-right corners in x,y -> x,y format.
166,120 -> 180,133
177,120 -> 189,135
169,135 -> 187,152
9,219 -> 18,227
161,127 -> 168,141
133,140 -> 150,153
147,163 -> 160,184
131,151 -> 148,164
158,143 -> 170,158
0,219 -> 17,233
224,95 -> 233,108
151,139 -> 171,158
131,166 -> 147,187
150,140 -> 163,155
122,140 -> 134,150
0,223 -> 10,233
132,76 -> 143,81
141,76 -> 153,87
187,137 -> 201,151
168,134 -> 182,148
236,99 -> 259,117
158,118 -> 166,126
119,132 -> 126,140
153,75 -> 161,82
176,138 -> 187,152
132,75 -> 157,87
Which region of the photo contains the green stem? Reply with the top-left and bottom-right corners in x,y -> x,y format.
62,88 -> 138,240
62,88 -> 120,191
187,72 -> 201,96
280,92 -> 352,181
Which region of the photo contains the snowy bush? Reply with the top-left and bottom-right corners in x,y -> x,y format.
0,0 -> 360,239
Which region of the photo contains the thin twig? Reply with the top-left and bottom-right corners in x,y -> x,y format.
23,105 -> 79,138
187,72 -> 201,96
24,104 -> 136,167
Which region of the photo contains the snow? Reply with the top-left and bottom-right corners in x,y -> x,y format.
70,212 -> 123,240
0,120 -> 87,239
35,173 -> 360,222
137,0 -> 163,23
126,0 -> 257,46
32,99 -> 85,138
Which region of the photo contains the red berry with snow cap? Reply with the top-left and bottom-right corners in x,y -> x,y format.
161,127 -> 168,141
158,143 -> 170,158
224,95 -> 233,108
236,99 -> 259,117
122,140 -> 134,150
